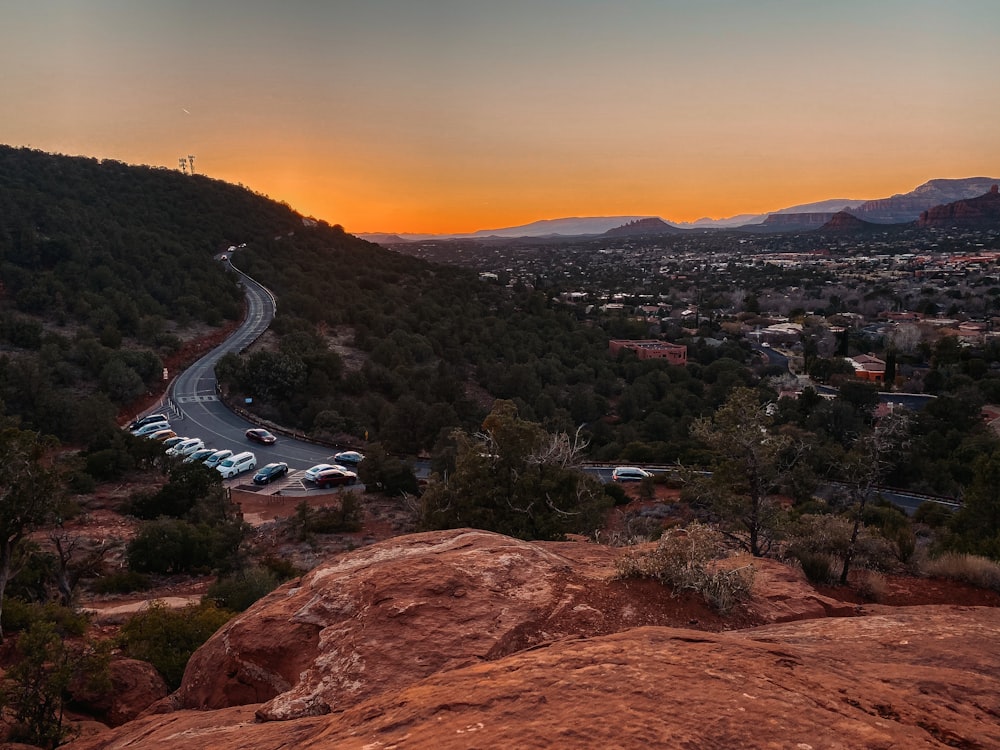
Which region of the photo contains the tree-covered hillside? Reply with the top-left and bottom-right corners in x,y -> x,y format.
0,146 -> 354,440
0,147 -> 742,458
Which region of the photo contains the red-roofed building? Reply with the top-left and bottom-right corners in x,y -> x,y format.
848,353 -> 886,383
609,340 -> 687,365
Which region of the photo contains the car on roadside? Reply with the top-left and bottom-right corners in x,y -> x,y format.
217,451 -> 256,479
132,421 -> 171,438
183,447 -> 217,464
332,450 -> 364,466
203,449 -> 233,469
162,436 -> 187,449
303,463 -> 343,482
612,466 -> 652,483
167,437 -> 205,457
246,428 -> 277,445
127,413 -> 169,431
313,467 -> 357,489
148,429 -> 177,442
252,462 -> 289,485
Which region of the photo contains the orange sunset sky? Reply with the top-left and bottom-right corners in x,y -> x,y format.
3,1 -> 998,235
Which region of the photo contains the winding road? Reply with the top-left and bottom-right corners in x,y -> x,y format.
163,259 -> 342,482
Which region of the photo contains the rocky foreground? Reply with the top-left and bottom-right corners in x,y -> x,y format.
65,529 -> 1000,749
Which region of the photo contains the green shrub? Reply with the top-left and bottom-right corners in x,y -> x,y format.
260,555 -> 304,580
0,620 -> 110,749
117,601 -> 234,689
207,567 -> 280,612
603,482 -> 629,506
85,448 -> 134,481
794,550 -> 838,585
1,599 -> 90,637
126,518 -> 245,575
786,513 -> 898,581
303,492 -> 364,534
90,570 -> 153,595
913,501 -> 953,529
68,470 -> 97,494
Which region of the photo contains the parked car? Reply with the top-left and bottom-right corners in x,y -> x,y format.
304,463 -> 341,482
183,447 -> 217,464
217,451 -> 257,479
612,466 -> 652,483
252,462 -> 289,485
203,449 -> 233,469
127,413 -> 168,431
162,436 -> 186,450
132,421 -> 171,437
313,467 -> 357,489
166,438 -> 205,457
148,429 -> 177,442
332,450 -> 364,466
246,428 -> 277,445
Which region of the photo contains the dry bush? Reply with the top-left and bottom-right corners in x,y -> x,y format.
921,552 -> 1000,592
614,521 -> 755,613
855,570 -> 888,602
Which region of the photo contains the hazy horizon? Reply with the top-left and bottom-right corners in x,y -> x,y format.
3,1 -> 998,234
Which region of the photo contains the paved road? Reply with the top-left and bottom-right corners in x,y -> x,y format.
162,260 -> 343,480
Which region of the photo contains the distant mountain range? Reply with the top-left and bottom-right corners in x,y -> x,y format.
362,177 -> 1000,242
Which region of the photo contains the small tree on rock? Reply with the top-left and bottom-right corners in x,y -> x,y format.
690,387 -> 801,556
0,425 -> 61,640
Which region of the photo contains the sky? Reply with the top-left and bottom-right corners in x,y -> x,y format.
2,1 -> 999,234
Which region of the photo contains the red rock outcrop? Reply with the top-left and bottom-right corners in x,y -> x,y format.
171,529 -> 704,720
159,530 -> 867,723
64,606 -> 1000,750
917,184 -> 1000,227
818,210 -> 880,232
71,658 -> 170,727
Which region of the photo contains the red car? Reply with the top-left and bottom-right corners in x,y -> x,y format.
313,467 -> 357,489
245,428 -> 277,445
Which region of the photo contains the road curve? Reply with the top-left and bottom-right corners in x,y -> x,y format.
165,260 -> 338,473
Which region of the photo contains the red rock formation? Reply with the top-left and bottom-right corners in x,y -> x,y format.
65,607 -> 1000,750
603,217 -> 679,236
761,211 -> 836,228
58,530 -> 1000,749
818,210 -> 880,232
173,529 -> 713,720
163,531 -> 874,722
852,176 -> 1000,222
917,185 -> 1000,227
71,658 -> 170,727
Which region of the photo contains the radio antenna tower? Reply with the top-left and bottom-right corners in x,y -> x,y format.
178,157 -> 188,174
187,155 -> 196,175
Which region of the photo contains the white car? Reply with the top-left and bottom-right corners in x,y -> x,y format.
132,421 -> 171,438
304,463 -> 342,482
217,451 -> 257,479
204,449 -> 233,469
612,466 -> 652,483
166,438 -> 205,457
